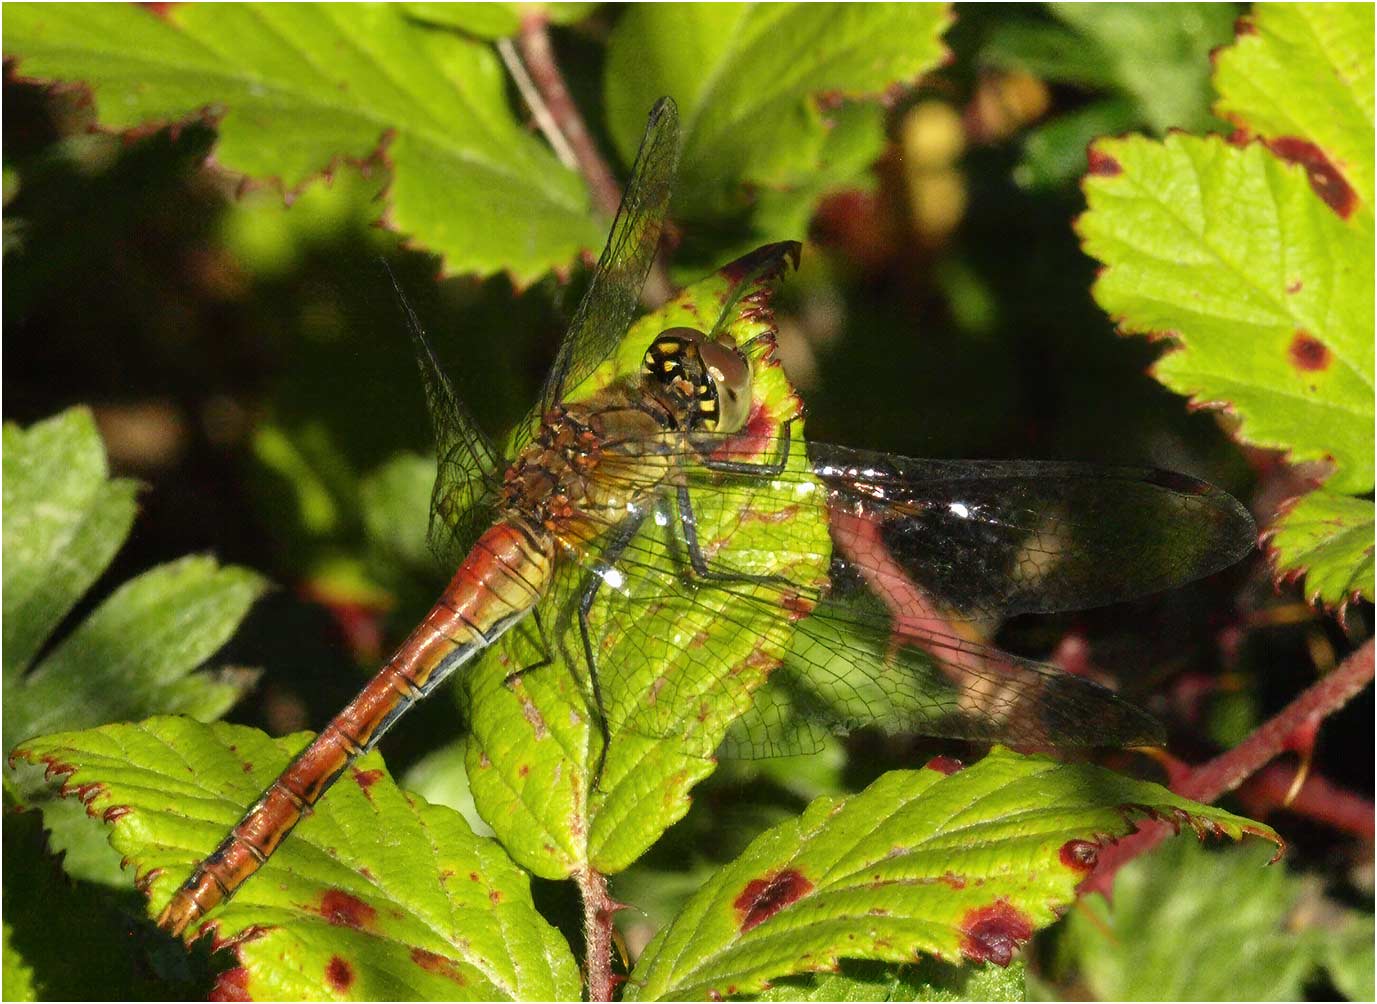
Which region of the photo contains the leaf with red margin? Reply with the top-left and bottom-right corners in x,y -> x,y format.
8,718 -> 580,1002
1078,5 -> 1374,608
1,3 -> 599,284
461,243 -> 832,881
623,747 -> 1277,1002
1264,488 -> 1373,608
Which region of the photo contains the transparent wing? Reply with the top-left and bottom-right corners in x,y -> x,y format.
542,437 -> 1254,757
534,97 -> 680,417
386,264 -> 503,568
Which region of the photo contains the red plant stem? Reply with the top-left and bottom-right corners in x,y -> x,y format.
1239,762 -> 1375,841
517,12 -> 623,220
1083,638 -> 1374,898
579,867 -> 616,1003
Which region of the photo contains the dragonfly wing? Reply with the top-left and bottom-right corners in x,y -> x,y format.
538,435 -> 1254,757
664,437 -> 1256,620
534,98 -> 680,417
386,265 -> 503,568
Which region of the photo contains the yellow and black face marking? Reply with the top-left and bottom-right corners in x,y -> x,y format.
642,327 -> 753,434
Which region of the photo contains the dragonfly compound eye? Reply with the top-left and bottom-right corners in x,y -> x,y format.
643,327 -> 753,434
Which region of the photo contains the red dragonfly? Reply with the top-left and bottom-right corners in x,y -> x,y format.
157,98 -> 1254,935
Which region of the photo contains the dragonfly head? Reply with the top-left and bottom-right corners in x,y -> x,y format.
642,327 -> 753,433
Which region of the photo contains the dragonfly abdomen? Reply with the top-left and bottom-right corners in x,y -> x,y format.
156,521 -> 554,936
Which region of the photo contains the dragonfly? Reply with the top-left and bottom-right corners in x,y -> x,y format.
156,97 -> 1255,936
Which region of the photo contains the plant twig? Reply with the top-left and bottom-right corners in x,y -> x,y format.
1083,638 -> 1374,898
516,12 -> 622,219
578,867 -> 616,1003
509,11 -> 675,306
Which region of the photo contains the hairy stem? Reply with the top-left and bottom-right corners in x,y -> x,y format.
579,867 -> 616,1002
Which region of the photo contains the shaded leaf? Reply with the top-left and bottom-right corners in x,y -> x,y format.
1057,839 -> 1325,1001
463,245 -> 830,880
2,3 -> 599,283
625,748 -> 1277,1001
2,407 -> 137,687
10,718 -> 581,1002
1323,912 -> 1375,1002
1266,489 -> 1373,607
605,4 -> 950,228
752,958 -> 1024,1002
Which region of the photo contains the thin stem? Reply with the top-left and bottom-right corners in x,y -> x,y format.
578,867 -> 616,1003
516,12 -> 622,219
509,11 -> 675,306
1083,638 -> 1374,898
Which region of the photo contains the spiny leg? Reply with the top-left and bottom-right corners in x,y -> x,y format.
578,512 -> 648,788
698,418 -> 794,476
503,609 -> 555,687
674,484 -> 791,587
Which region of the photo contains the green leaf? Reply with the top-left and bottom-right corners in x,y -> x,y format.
4,408 -> 264,756
753,958 -> 1024,1002
2,407 -> 137,686
10,718 -> 582,1002
2,3 -> 600,283
1056,839 -> 1323,1001
1080,131 -> 1373,494
1048,3 -> 1236,134
1266,489 -> 1374,606
1214,3 -> 1374,212
463,245 -> 832,880
404,2 -> 599,39
605,4 -> 950,226
1324,912 -> 1375,1002
1078,6 -> 1375,606
625,748 -> 1277,1001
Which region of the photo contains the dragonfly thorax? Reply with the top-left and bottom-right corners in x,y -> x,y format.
501,397 -> 673,534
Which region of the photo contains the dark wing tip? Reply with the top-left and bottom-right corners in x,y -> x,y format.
1146,468 -> 1259,574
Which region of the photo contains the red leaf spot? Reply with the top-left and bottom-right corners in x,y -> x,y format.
939,872 -> 966,889
960,899 -> 1033,966
1059,839 -> 1100,872
208,967 -> 252,1002
241,762 -> 253,773
1267,137 -> 1358,218
1288,330 -> 1331,371
353,768 -> 383,790
325,957 -> 353,992
518,763 -> 530,778
410,948 -> 468,985
318,889 -> 376,930
1235,15 -> 1257,34
469,871 -> 480,882
733,869 -> 814,932
75,782 -> 104,803
1286,279 -> 1303,294
489,889 -> 503,904
1086,148 -> 1122,176
924,755 -> 963,775
102,805 -> 131,824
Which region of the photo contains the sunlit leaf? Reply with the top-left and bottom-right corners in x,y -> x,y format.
1266,489 -> 1373,607
605,4 -> 950,233
11,718 -> 582,1002
625,748 -> 1277,1001
1078,5 -> 1374,608
2,3 -> 599,283
462,244 -> 831,879
404,2 -> 599,39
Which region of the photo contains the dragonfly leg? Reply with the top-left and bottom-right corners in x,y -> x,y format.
699,418 -> 793,476
502,610 -> 555,687
675,484 -> 790,586
578,511 -> 648,787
